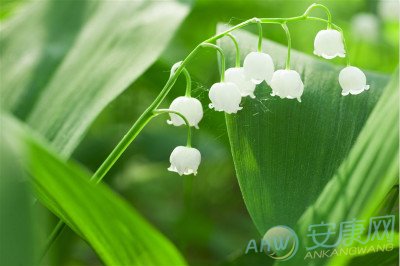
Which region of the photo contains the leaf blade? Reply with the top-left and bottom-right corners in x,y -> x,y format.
0,0 -> 190,157
218,24 -> 390,234
1,113 -> 187,266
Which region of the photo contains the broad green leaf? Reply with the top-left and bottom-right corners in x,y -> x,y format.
218,24 -> 390,234
0,0 -> 189,157
1,113 -> 186,266
305,73 -> 398,266
0,128 -> 35,265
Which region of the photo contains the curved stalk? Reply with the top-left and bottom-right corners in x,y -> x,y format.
303,3 -> 332,28
153,109 -> 192,147
200,43 -> 226,82
257,19 -> 263,52
40,4 -> 348,260
281,23 -> 292,70
181,68 -> 192,97
226,33 -> 241,67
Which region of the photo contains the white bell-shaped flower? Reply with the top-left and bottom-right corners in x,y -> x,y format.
339,66 -> 370,96
168,146 -> 201,176
225,67 -> 256,98
208,82 -> 242,114
167,96 -> 203,129
243,52 -> 275,84
314,29 -> 346,59
270,69 -> 304,102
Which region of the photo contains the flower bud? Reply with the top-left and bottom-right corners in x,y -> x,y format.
314,29 -> 346,59
170,61 -> 182,76
339,66 -> 370,96
225,67 -> 256,98
167,96 -> 203,129
243,52 -> 275,84
270,69 -> 304,102
168,146 -> 201,176
208,82 -> 242,114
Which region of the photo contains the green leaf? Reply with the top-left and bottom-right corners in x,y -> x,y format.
304,72 -> 398,266
1,113 -> 186,266
218,24 -> 391,234
0,127 -> 35,265
0,0 -> 189,157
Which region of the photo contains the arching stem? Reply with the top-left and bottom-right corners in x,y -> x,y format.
281,23 -> 291,70
200,43 -> 226,82
153,109 -> 192,147
226,33 -> 241,67
257,19 -> 263,52
181,68 -> 192,97
303,3 -> 332,29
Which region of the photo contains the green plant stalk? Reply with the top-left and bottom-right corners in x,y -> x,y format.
182,68 -> 192,97
281,23 -> 291,70
41,4 -> 351,258
303,3 -> 332,29
200,43 -> 226,81
226,33 -> 241,67
153,109 -> 192,147
257,19 -> 263,52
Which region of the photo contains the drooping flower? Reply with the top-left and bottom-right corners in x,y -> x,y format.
314,29 -> 346,59
168,146 -> 201,176
339,66 -> 369,96
270,69 -> 304,102
243,52 -> 275,84
208,82 -> 242,114
167,96 -> 203,129
225,67 -> 256,98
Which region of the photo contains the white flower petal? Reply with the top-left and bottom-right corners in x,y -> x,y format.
243,52 -> 275,84
168,96 -> 203,128
168,146 -> 201,176
225,67 -> 256,98
270,69 -> 304,101
339,66 -> 369,96
314,30 -> 346,59
208,82 -> 242,114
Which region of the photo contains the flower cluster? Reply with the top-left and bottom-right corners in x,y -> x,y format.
162,4 -> 370,176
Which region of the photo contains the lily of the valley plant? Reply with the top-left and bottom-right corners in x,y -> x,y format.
165,4 -> 368,175
42,3 -> 370,257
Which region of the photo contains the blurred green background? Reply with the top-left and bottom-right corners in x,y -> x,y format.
1,0 -> 398,265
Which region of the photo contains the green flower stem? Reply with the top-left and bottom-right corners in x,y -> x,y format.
259,15 -> 305,24
200,43 -> 226,82
257,19 -> 263,52
281,23 -> 291,70
182,68 -> 192,97
303,3 -> 332,28
153,109 -> 192,147
226,33 -> 241,67
41,4 -> 343,259
340,30 -> 350,66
